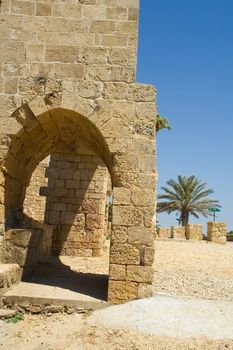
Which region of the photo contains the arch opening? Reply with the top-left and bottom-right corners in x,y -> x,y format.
4,107 -> 113,229
2,106 -> 113,302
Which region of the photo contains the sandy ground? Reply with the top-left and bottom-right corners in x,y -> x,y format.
153,240 -> 233,300
1,239 -> 233,349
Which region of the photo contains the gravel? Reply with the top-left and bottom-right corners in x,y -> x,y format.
153,240 -> 233,301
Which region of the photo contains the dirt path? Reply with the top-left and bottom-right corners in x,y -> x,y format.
1,312 -> 233,350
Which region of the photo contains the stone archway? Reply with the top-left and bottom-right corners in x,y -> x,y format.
0,90 -> 157,303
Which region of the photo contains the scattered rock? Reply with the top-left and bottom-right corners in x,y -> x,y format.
0,309 -> 17,319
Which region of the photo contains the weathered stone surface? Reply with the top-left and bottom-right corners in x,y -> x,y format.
111,226 -> 128,243
157,227 -> 169,239
171,226 -> 186,239
0,264 -> 22,291
110,244 -> 140,265
113,187 -> 131,205
207,222 -> 227,244
0,309 -> 17,319
109,264 -> 126,281
0,0 -> 157,305
128,226 -> 154,246
108,280 -> 138,304
142,247 -> 155,266
186,224 -> 203,241
138,283 -> 154,299
126,266 -> 154,283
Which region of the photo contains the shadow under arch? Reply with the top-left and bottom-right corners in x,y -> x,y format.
4,105 -> 113,229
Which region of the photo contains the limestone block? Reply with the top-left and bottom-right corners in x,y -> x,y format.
128,226 -> 154,246
185,224 -> 203,240
207,222 -> 227,244
36,3 -> 51,16
45,45 -> 77,63
127,84 -> 156,102
91,20 -> 116,34
110,243 -> 140,265
11,0 -> 35,16
108,280 -> 138,304
109,264 -> 126,281
157,227 -> 169,239
111,226 -> 128,243
109,48 -> 137,67
0,264 -> 22,291
112,205 -> 131,226
107,7 -> 128,20
171,226 -> 186,239
4,229 -> 42,248
126,266 -> 154,283
113,187 -> 131,205
86,214 -> 104,229
131,188 -> 155,207
138,283 -> 154,299
142,247 -> 155,266
55,63 -> 84,79
26,45 -> 44,63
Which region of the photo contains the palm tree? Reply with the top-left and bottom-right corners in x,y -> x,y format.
157,175 -> 221,226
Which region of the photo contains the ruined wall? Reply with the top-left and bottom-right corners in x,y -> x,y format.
0,225 -> 53,277
185,224 -> 203,241
45,153 -> 109,257
171,226 -> 186,239
207,222 -> 227,244
24,160 -> 48,222
0,0 -> 157,304
157,227 -> 169,239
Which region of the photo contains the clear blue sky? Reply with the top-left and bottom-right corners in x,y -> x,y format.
137,0 -> 233,231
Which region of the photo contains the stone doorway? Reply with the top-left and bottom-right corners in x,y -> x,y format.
0,91 -> 157,304
21,148 -> 112,304
1,105 -> 114,305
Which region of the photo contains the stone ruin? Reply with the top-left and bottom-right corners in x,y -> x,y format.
157,222 -> 227,244
0,0 -> 157,304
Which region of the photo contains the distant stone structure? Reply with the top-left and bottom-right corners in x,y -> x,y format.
171,226 -> 186,239
0,0 -> 157,304
207,222 -> 227,244
157,227 -> 169,239
185,224 -> 203,240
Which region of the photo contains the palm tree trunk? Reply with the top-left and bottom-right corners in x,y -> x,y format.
181,211 -> 189,226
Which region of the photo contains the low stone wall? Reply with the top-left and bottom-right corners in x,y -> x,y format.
207,222 -> 227,244
0,264 -> 22,294
0,225 -> 53,277
171,226 -> 186,239
185,224 -> 203,240
0,229 -> 43,277
157,227 -> 169,239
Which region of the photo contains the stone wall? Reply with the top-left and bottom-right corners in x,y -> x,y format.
0,0 -> 157,304
171,226 -> 186,239
207,222 -> 227,244
157,227 -> 169,239
24,160 -> 48,223
185,224 -> 203,240
44,153 -> 109,257
0,226 -> 53,277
